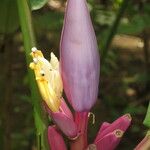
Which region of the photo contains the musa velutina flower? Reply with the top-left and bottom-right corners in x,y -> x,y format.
29,0 -> 132,147
60,0 -> 100,112
29,47 -> 77,138
30,47 -> 63,112
87,114 -> 132,150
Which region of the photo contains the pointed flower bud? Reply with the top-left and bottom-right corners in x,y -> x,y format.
48,126 -> 67,150
94,129 -> 124,150
29,48 -> 63,112
86,114 -> 131,150
46,98 -> 78,138
60,0 -> 100,112
95,114 -> 132,141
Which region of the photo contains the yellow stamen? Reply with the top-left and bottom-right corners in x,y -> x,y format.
29,48 -> 63,112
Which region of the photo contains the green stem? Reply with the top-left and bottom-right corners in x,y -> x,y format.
143,102 -> 150,128
16,0 -> 49,149
101,0 -> 129,63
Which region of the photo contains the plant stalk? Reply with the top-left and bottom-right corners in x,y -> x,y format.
101,0 -> 130,63
71,112 -> 88,150
16,0 -> 49,149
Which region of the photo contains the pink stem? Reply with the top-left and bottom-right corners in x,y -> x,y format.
70,112 -> 89,150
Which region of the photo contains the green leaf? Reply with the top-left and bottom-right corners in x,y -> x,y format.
143,102 -> 150,128
29,0 -> 48,10
0,0 -> 19,34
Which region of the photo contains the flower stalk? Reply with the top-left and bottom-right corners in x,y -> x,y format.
16,0 -> 49,149
71,112 -> 89,150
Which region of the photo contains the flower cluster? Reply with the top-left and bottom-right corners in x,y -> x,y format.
29,0 -> 132,149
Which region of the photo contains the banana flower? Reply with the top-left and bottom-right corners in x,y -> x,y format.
60,0 -> 100,112
87,114 -> 132,150
30,47 -> 77,138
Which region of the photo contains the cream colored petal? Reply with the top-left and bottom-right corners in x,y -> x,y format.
50,52 -> 59,70
30,48 -> 63,112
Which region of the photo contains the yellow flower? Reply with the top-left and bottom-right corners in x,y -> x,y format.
29,47 -> 63,112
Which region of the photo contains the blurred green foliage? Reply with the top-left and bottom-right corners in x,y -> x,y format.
30,0 -> 48,10
0,0 -> 19,34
